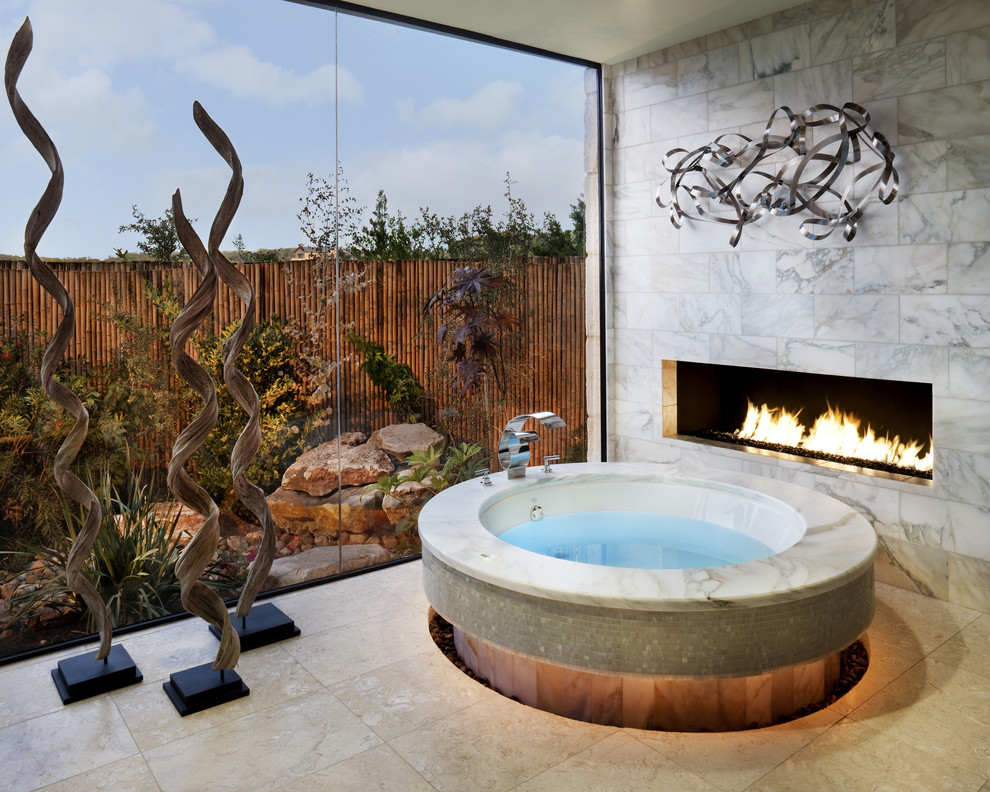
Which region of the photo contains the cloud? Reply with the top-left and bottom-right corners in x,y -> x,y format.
396,80 -> 525,131
176,45 -> 362,107
350,132 -> 584,227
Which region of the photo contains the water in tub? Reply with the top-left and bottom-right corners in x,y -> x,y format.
498,510 -> 774,569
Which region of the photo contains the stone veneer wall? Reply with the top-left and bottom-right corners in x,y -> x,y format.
600,0 -> 990,613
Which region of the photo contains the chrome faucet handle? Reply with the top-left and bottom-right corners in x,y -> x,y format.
474,467 -> 492,486
543,455 -> 560,473
498,412 -> 567,479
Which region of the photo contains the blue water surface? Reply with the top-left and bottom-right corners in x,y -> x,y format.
498,510 -> 774,569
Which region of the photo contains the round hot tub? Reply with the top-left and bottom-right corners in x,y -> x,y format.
419,462 -> 876,731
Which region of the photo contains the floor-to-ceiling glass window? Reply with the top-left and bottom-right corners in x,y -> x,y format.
0,0 -> 593,662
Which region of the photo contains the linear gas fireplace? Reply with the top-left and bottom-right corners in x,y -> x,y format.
663,361 -> 933,482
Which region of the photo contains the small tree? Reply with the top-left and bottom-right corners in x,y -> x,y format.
290,168 -> 368,410
117,206 -> 182,264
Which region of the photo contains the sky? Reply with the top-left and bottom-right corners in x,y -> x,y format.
0,0 -> 587,258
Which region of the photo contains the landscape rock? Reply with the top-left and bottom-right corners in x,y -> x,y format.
267,486 -> 391,539
382,479 -> 436,526
280,440 -> 393,496
370,423 -> 445,460
149,503 -> 206,546
263,544 -> 391,589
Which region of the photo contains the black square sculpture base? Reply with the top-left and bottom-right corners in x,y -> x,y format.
208,603 -> 300,651
163,663 -> 249,717
51,644 -> 143,705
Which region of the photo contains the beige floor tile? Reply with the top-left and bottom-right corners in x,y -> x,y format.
828,634 -> 921,716
0,651 -> 80,729
273,573 -> 394,636
281,605 -> 435,686
362,559 -> 431,613
36,755 -> 161,792
113,642 -> 323,751
514,730 -> 722,791
847,661 -> 990,786
750,718 -> 975,791
633,707 -> 841,792
143,689 -> 381,792
329,648 -> 494,740
115,617 -> 228,685
0,697 -> 139,792
869,583 -> 981,658
274,743 -> 437,792
388,693 -> 614,792
925,614 -> 990,683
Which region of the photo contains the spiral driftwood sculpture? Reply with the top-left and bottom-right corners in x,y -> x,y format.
168,190 -> 239,670
656,103 -> 898,247
191,101 -> 276,618
5,18 -> 112,659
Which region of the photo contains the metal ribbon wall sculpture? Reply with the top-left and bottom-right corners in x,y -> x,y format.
168,179 -> 240,671
656,102 -> 898,247
191,101 -> 276,618
5,18 -> 113,659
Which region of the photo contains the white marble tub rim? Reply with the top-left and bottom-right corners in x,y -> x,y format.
418,461 -> 877,612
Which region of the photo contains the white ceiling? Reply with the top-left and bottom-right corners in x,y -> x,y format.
337,0 -> 810,64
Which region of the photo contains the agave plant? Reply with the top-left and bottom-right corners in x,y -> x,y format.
1,464 -> 239,633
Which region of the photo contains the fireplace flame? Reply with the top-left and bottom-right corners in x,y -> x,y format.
736,400 -> 933,473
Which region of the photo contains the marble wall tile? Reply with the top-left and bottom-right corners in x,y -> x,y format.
708,77 -> 775,130
778,338 -> 857,375
612,182 -> 654,221
612,399 -> 655,440
616,142 -> 667,185
897,194 -> 953,244
934,396 -> 990,454
613,364 -> 661,404
946,135 -> 990,190
944,501 -> 990,559
621,292 -> 681,331
773,61 -> 853,115
619,61 -> 679,111
948,552 -> 990,612
811,0 -> 896,65
899,81 -> 990,143
854,343 -> 948,395
898,490 -> 947,547
814,475 -> 901,535
852,39 -> 945,103
875,535 -> 950,600
940,448 -> 990,508
774,0 -> 858,31
814,294 -> 899,342
854,244 -> 947,294
711,251 -> 777,293
895,141 -> 947,195
711,333 -> 777,368
620,212 -> 681,255
946,27 -> 990,85
612,255 -> 652,293
616,106 -> 651,148
741,294 -> 815,337
649,94 -> 709,141
777,248 -> 855,294
948,348 -> 990,399
653,253 -> 710,292
652,330 -> 711,365
947,242 -> 990,293
901,295 -> 990,347
896,0 -> 990,45
677,44 -> 740,96
677,293 -> 742,334
611,328 -> 653,368
740,25 -> 812,80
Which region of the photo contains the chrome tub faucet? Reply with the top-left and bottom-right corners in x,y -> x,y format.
498,412 -> 566,478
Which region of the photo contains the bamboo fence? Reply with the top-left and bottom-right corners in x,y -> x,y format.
0,257 -> 587,465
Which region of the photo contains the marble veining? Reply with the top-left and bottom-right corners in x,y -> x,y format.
776,249 -> 854,294
740,26 -> 811,80
852,38 -> 945,102
812,0 -> 895,65
946,27 -> 990,85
